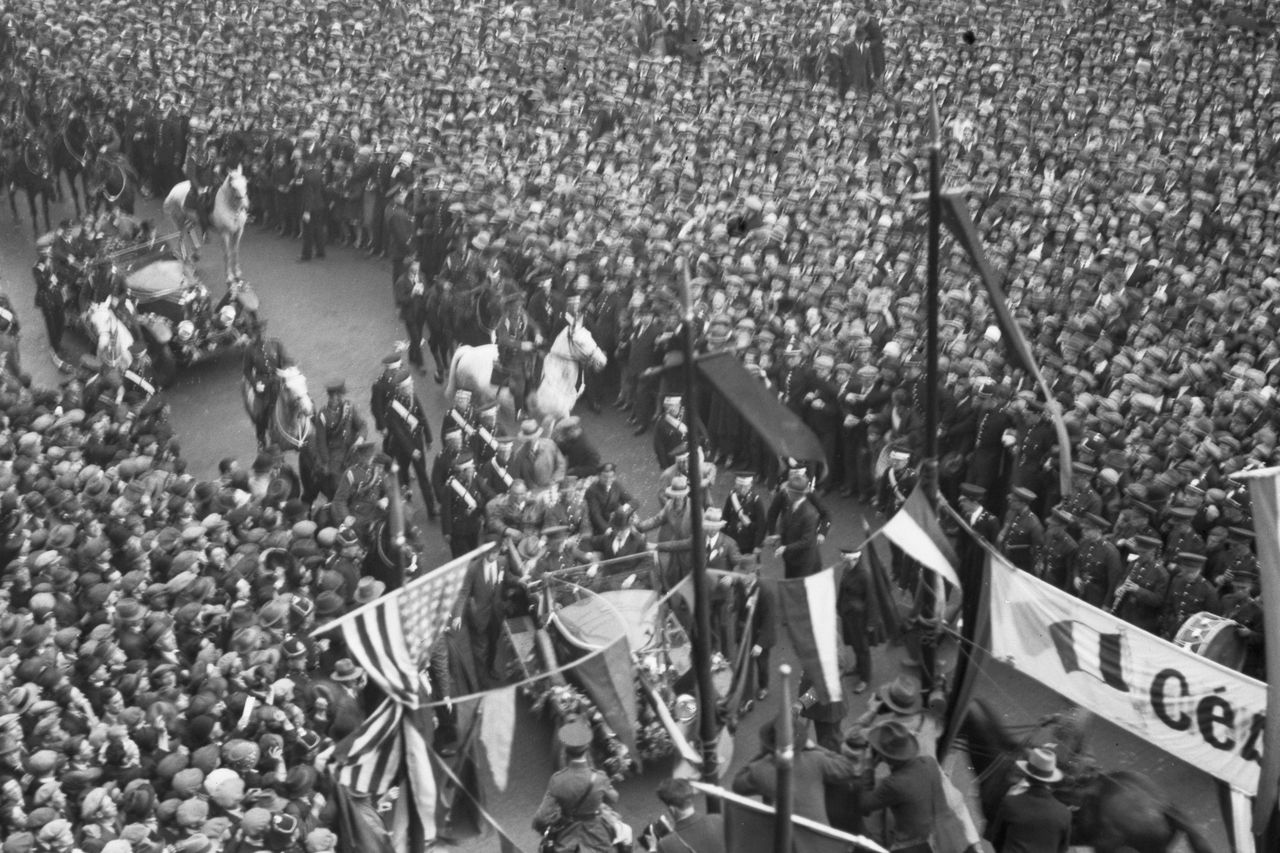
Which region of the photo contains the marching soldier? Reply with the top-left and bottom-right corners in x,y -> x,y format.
441,453 -> 486,558
441,388 -> 477,444
1059,462 -> 1103,520
1112,535 -> 1170,634
472,401 -> 505,465
724,471 -> 769,558
1160,552 -> 1218,641
836,544 -> 874,693
383,369 -> 437,516
997,487 -> 1043,573
1162,506 -> 1206,562
1219,569 -> 1264,680
477,436 -> 516,497
370,350 -> 404,433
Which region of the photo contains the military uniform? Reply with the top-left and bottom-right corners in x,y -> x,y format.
1039,521 -> 1077,591
441,461 -> 486,558
1113,541 -> 1171,634
331,454 -> 389,537
723,482 -> 769,555
305,396 -> 367,501
441,403 -> 477,445
997,501 -> 1044,573
1160,569 -> 1218,640
369,355 -> 402,433
1073,533 -> 1123,607
653,409 -> 688,469
383,383 -> 436,511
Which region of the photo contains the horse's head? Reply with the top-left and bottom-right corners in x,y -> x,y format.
559,322 -> 608,371
223,167 -> 249,211
278,366 -> 314,418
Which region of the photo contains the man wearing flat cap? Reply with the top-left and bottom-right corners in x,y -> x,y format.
1112,535 -> 1170,634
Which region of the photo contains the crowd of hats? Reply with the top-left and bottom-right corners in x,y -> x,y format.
0,384 -> 393,848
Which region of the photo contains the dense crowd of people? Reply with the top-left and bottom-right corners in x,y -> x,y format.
3,0 -> 1280,849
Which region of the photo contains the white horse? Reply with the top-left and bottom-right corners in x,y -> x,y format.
163,167 -> 250,283
446,322 -> 607,426
242,364 -> 314,451
85,300 -> 135,369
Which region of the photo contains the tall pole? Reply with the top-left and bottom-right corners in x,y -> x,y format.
678,262 -> 720,796
917,88 -> 944,694
773,664 -> 794,853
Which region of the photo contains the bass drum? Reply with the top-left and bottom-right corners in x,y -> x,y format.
1173,612 -> 1246,671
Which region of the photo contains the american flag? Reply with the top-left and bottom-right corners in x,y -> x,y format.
326,544 -> 490,845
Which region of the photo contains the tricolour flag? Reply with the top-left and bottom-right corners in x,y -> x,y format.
1244,468 -> 1280,832
320,544 -> 490,846
777,567 -> 842,704
879,483 -> 961,588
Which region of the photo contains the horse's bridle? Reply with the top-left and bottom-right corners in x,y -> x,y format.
561,324 -> 603,366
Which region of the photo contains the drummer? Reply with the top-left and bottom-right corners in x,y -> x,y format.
1219,566 -> 1264,680
1159,552 -> 1219,641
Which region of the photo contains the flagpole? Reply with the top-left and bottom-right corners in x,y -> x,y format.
773,664 -> 794,853
678,258 -> 721,796
916,87 -> 944,695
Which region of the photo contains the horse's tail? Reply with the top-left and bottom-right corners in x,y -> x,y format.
1164,804 -> 1214,853
444,345 -> 467,401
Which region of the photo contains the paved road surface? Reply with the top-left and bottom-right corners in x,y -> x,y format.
0,194 -> 1226,851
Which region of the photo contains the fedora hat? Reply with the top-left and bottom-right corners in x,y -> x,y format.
702,507 -> 726,530
664,475 -> 690,499
353,577 -> 385,605
1015,746 -> 1064,783
877,674 -> 923,715
866,720 -> 919,762
331,659 -> 364,683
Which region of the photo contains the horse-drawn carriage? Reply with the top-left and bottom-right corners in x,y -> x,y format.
36,220 -> 260,385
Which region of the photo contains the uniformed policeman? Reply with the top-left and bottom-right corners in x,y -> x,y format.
441,452 -> 486,558
1219,568 -> 1264,679
1160,552 -> 1218,641
1112,535 -> 1170,634
997,487 -> 1044,573
331,445 -> 391,540
477,436 -> 516,497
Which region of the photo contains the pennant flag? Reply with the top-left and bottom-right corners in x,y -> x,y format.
879,483 -> 961,588
696,782 -> 888,853
864,543 -> 902,642
432,721 -> 526,853
570,633 -> 638,761
324,545 -> 489,846
939,193 -> 1073,498
777,568 -> 842,704
695,351 -> 825,464
1245,467 -> 1280,833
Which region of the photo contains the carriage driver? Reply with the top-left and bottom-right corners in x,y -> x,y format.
495,289 -> 541,412
184,116 -> 222,234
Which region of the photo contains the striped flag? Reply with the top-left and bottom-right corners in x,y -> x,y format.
1046,620 -> 1129,693
322,545 -> 489,846
1244,468 -> 1280,832
777,568 -> 842,704
879,483 -> 961,588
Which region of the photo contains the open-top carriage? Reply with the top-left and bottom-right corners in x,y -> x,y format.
36,219 -> 260,385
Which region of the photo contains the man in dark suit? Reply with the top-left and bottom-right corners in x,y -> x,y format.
584,463 -> 635,535
572,506 -> 651,590
771,470 -> 824,579
623,305 -> 661,430
652,777 -> 725,853
384,185 -> 416,290
988,747 -> 1073,853
836,545 -> 873,693
449,545 -> 508,690
298,154 -> 327,261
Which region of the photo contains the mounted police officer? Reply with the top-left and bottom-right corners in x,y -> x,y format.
495,290 -> 539,412
183,116 -> 221,234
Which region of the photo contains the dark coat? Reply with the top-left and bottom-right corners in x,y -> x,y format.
989,785 -> 1073,853
584,480 -> 635,535
774,496 -> 823,578
656,812 -> 726,853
